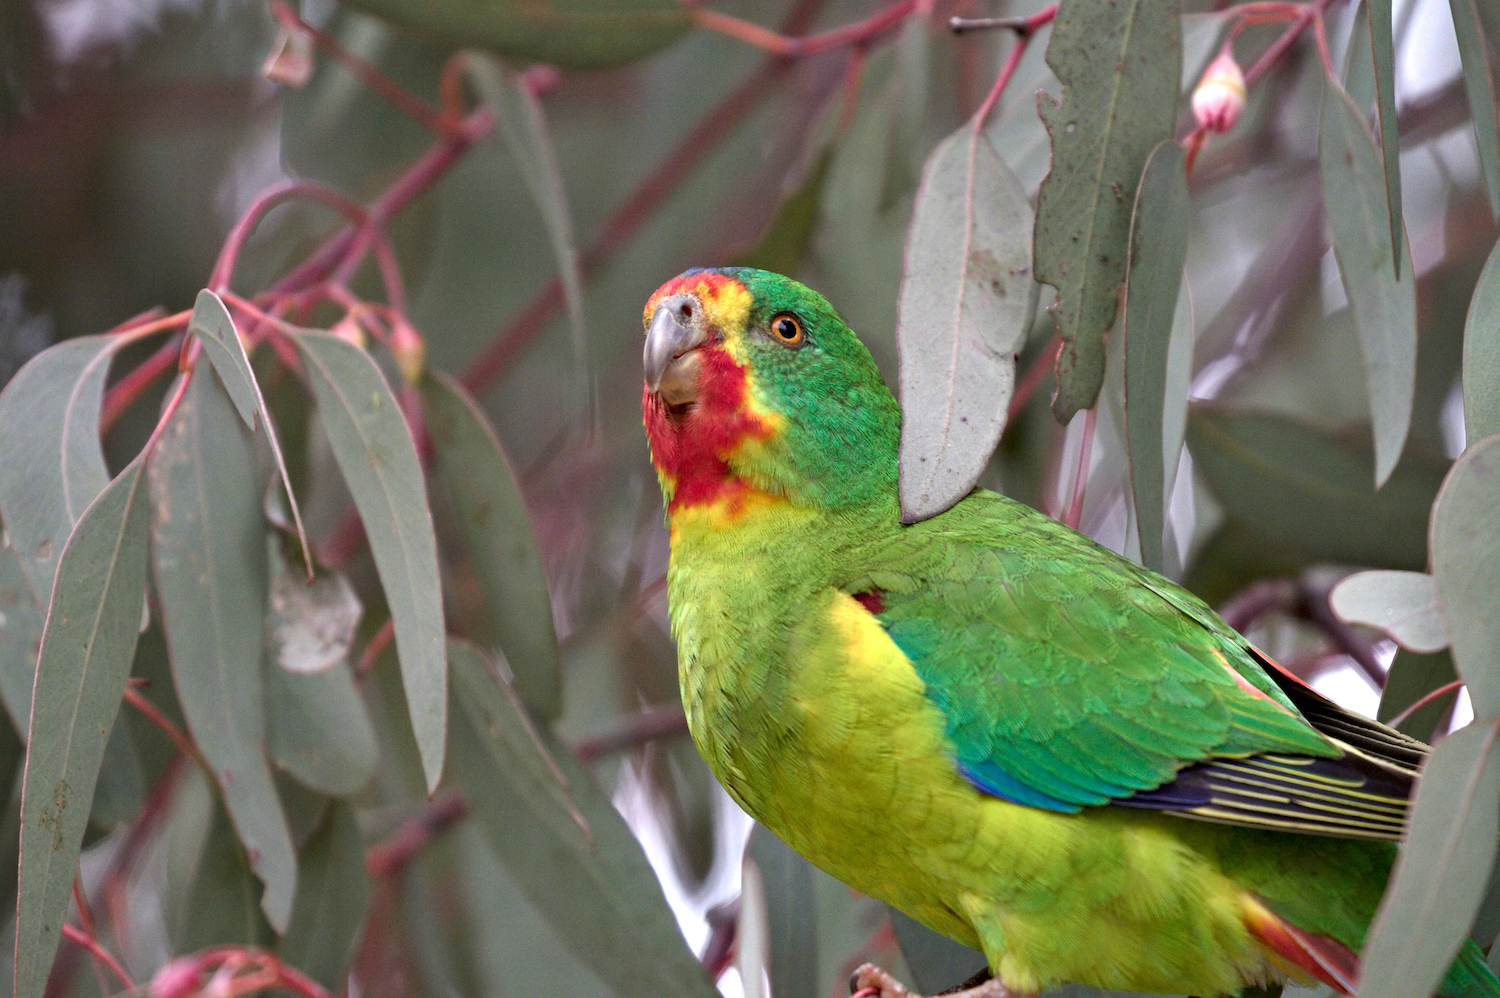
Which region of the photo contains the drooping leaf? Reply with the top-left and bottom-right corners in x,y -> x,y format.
1364,0 -> 1404,276
1430,433 -> 1500,719
187,289 -> 311,573
278,800 -> 370,991
1464,239 -> 1500,442
178,798 -> 276,954
1123,140 -> 1189,573
1343,0 -> 1374,111
1380,649 -> 1460,742
446,638 -> 717,998
889,907 -> 986,995
0,335 -> 117,602
14,454 -> 151,998
467,57 -> 590,409
1449,0 -> 1500,218
0,531 -> 42,732
896,121 -> 1036,522
1320,80 -> 1417,487
1185,405 -> 1445,571
294,330 -> 446,792
747,825 -> 818,998
1034,0 -> 1181,423
1359,719 -> 1500,998
149,367 -> 297,931
422,371 -> 558,720
88,716 -> 142,831
1330,570 -> 1449,654
339,0 -> 689,69
267,652 -> 378,798
268,554 -> 363,675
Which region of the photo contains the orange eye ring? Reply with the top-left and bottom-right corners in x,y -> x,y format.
770,313 -> 804,345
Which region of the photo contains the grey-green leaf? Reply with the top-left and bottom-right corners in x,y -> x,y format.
1464,239 -> 1500,442
1330,570 -> 1448,653
446,639 -> 717,998
468,57 -> 590,411
1450,0 -> 1500,218
0,335 -> 117,602
1358,719 -> 1500,998
278,800 -> 370,991
14,454 -> 151,998
294,331 -> 446,792
1034,0 -> 1181,423
1320,81 -> 1417,487
187,290 -> 311,573
267,655 -> 378,797
179,798 -> 276,953
1368,0 -> 1403,276
422,370 -> 558,720
1123,140 -> 1189,573
149,368 -> 297,931
747,825 -> 817,998
0,532 -> 43,733
1380,649 -> 1459,742
897,121 -> 1036,522
1430,433 -> 1500,720
1186,405 -> 1445,571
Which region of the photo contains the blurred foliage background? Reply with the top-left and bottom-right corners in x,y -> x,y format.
0,0 -> 1498,995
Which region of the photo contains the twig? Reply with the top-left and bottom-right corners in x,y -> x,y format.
1217,577 -> 1301,633
355,618 -> 395,680
692,0 -> 918,58
269,1 -> 444,133
58,926 -> 134,993
70,879 -> 111,998
123,686 -> 210,773
365,794 -> 469,878
1302,576 -> 1386,688
1387,679 -> 1465,731
1007,336 -> 1063,424
570,703 -> 691,762
100,329 -> 188,434
700,900 -> 738,979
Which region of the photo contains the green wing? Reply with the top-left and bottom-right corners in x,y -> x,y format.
845,490 -> 1421,840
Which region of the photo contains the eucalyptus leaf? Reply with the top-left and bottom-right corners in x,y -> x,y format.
1380,649 -> 1459,742
422,371 -> 558,719
179,798 -> 276,953
896,120 -> 1036,522
1123,140 -> 1189,573
1430,433 -> 1500,720
187,289 -> 311,573
267,654 -> 378,797
1449,0 -> 1500,218
149,367 -> 297,931
0,335 -> 117,602
1186,405 -> 1445,571
279,800 -> 370,991
1358,719 -> 1500,998
14,454 -> 151,998
294,330 -> 446,793
269,557 -> 362,674
446,638 -> 718,998
1464,239 -> 1500,442
1034,0 -> 1181,423
738,853 -> 769,998
339,0 -> 689,69
1329,570 -> 1448,654
748,825 -> 817,998
1320,81 -> 1416,487
1368,0 -> 1403,276
468,57 -> 589,410
0,533 -> 42,733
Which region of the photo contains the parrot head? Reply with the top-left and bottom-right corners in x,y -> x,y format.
641,268 -> 900,516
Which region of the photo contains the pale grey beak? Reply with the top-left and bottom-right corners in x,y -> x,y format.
644,294 -> 709,402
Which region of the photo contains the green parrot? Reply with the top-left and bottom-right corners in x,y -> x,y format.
639,267 -> 1500,998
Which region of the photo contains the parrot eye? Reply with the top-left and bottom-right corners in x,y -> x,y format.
769,313 -> 804,346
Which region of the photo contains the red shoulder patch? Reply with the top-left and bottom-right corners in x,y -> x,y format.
1244,896 -> 1359,995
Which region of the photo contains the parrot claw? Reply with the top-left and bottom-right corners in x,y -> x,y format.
850,963 -> 1028,998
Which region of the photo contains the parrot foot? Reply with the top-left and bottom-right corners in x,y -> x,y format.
850,963 -> 1025,998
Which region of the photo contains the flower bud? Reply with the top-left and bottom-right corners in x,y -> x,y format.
262,23 -> 314,87
149,958 -> 203,998
330,311 -> 367,350
1192,52 -> 1246,134
389,316 -> 426,386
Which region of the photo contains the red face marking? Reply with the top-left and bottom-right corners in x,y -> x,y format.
642,344 -> 775,514
643,271 -> 742,322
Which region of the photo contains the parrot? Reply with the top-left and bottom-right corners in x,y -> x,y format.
639,266 -> 1500,998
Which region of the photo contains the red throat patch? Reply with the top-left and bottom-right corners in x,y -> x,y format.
642,343 -> 775,514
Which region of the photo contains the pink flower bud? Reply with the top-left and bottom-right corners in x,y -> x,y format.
1192,52 -> 1246,134
330,311 -> 367,350
261,24 -> 314,88
389,316 -> 425,386
150,958 -> 203,998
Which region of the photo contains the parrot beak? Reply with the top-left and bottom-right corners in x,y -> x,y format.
644,294 -> 709,406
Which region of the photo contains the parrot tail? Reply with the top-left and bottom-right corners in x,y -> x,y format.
1244,897 -> 1500,998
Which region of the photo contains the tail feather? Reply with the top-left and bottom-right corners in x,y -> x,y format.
1439,939 -> 1500,998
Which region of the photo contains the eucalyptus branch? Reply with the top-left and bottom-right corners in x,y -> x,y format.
570,703 -> 691,762
692,0 -> 918,58
364,794 -> 469,878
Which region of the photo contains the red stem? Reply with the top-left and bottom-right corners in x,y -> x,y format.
269,1 -> 444,133
355,619 -> 395,680
365,794 -> 470,878
123,685 -> 208,772
692,0 -> 919,57
1387,679 -> 1465,731
1062,407 -> 1097,530
570,703 -> 690,762
58,927 -> 134,992
1007,336 -> 1063,423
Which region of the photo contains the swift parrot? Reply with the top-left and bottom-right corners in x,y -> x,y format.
639,266 -> 1498,998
